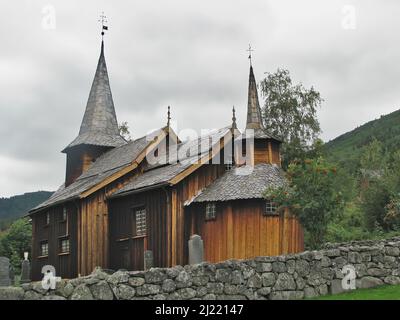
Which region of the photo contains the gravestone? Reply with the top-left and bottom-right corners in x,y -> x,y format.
0,257 -> 11,286
144,250 -> 154,270
9,265 -> 14,286
21,252 -> 31,284
188,234 -> 204,265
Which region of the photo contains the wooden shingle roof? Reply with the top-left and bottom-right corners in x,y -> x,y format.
62,40 -> 126,152
187,163 -> 286,204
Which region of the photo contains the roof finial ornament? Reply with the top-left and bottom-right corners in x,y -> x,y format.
246,44 -> 254,66
232,106 -> 237,130
167,106 -> 171,127
98,12 -> 108,40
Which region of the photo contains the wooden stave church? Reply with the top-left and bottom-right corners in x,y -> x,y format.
29,39 -> 304,280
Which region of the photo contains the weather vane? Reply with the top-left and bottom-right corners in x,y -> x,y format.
246,44 -> 254,66
167,106 -> 171,127
98,12 -> 108,39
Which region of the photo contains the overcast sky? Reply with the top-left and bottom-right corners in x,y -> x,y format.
1,0 -> 400,197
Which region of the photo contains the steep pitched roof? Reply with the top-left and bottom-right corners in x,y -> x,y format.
246,65 -> 264,130
63,40 -> 126,152
186,163 -> 286,204
244,65 -> 282,142
111,161 -> 194,198
110,127 -> 232,198
30,131 -> 160,213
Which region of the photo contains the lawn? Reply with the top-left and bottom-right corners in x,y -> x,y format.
316,285 -> 400,300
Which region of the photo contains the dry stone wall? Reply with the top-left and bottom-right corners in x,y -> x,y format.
1,237 -> 400,300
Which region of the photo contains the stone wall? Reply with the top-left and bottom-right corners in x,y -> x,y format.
1,237 -> 400,300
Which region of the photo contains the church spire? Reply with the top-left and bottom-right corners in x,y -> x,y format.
246,63 -> 264,130
62,38 -> 126,152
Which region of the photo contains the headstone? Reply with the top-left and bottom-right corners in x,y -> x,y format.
9,265 -> 15,286
20,253 -> 31,284
188,234 -> 204,265
0,257 -> 11,286
144,250 -> 154,270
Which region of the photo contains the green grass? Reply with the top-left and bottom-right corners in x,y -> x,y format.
316,285 -> 400,300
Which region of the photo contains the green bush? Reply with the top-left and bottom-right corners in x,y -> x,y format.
0,218 -> 31,274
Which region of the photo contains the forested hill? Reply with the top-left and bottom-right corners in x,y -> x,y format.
324,108 -> 400,173
0,191 -> 53,225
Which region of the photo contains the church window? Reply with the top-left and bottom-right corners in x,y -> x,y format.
59,238 -> 70,253
45,212 -> 50,225
135,208 -> 147,236
205,203 -> 217,221
40,241 -> 49,256
264,201 -> 277,215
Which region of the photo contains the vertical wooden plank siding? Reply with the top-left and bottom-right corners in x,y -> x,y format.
31,203 -> 78,281
108,188 -> 170,271
189,200 -> 304,263
175,164 -> 226,265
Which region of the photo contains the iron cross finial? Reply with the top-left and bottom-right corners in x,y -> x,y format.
167,106 -> 171,127
232,106 -> 237,129
246,44 -> 254,66
98,12 -> 108,39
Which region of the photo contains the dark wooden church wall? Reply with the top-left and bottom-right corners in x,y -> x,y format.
77,134 -> 174,275
187,199 -> 304,263
65,145 -> 111,187
108,188 -> 170,271
31,203 -> 78,281
270,140 -> 281,165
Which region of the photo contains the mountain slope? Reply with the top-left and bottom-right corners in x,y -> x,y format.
324,108 -> 400,172
0,191 -> 53,224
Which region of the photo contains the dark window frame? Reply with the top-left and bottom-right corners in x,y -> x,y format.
45,212 -> 50,226
59,237 -> 70,254
40,241 -> 49,257
205,202 -> 217,221
134,207 -> 147,237
264,200 -> 278,216
60,207 -> 67,222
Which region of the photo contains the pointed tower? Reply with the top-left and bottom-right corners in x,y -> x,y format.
246,65 -> 264,130
62,40 -> 126,187
243,61 -> 282,166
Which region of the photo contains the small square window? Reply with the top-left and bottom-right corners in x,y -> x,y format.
45,213 -> 50,225
41,242 -> 49,256
60,238 -> 70,253
205,203 -> 217,221
135,208 -> 147,236
264,201 -> 277,216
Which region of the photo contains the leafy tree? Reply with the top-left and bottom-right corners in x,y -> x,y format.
384,195 -> 400,229
360,180 -> 391,231
360,138 -> 385,172
0,218 -> 31,274
264,157 -> 344,249
118,121 -> 132,141
260,68 -> 322,168
358,139 -> 396,231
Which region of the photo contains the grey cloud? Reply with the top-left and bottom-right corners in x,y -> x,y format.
1,0 -> 400,196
